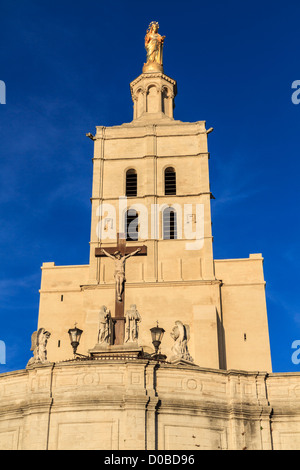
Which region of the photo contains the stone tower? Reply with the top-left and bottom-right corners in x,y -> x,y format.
37,23 -> 272,372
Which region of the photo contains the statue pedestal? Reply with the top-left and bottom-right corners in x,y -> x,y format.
89,343 -> 144,361
142,62 -> 164,73
169,357 -> 198,367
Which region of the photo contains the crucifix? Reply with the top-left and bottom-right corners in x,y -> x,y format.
95,233 -> 147,345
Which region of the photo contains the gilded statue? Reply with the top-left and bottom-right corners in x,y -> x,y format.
143,21 -> 165,72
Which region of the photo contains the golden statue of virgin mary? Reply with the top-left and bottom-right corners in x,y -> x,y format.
143,21 -> 166,73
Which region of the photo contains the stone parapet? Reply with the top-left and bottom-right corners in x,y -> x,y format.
0,362 -> 299,450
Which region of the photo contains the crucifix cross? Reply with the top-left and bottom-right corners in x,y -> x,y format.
95,233 -> 147,345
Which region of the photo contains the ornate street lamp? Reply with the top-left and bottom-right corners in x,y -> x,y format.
150,322 -> 166,361
68,324 -> 83,357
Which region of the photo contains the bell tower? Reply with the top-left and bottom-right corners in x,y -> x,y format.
88,21 -> 215,286
37,22 -> 272,374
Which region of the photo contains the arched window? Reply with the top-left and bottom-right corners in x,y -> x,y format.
126,169 -> 137,197
164,167 -> 176,195
125,209 -> 139,241
147,85 -> 159,113
162,87 -> 171,116
163,207 -> 177,240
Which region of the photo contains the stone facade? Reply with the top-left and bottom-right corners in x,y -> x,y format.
36,69 -> 272,373
1,39 -> 296,451
0,360 -> 299,450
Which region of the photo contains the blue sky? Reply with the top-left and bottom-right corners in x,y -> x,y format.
0,0 -> 299,373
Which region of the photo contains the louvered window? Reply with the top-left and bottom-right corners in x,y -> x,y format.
163,207 -> 177,240
164,167 -> 176,195
126,169 -> 137,197
125,209 -> 139,241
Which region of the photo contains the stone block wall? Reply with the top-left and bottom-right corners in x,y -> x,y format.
0,361 -> 299,450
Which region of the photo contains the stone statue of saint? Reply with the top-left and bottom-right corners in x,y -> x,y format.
125,304 -> 141,343
170,321 -> 193,363
144,21 -> 165,69
101,248 -> 142,301
98,305 -> 112,345
27,328 -> 51,366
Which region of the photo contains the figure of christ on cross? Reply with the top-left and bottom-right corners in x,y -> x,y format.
101,248 -> 142,302
95,234 -> 147,345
